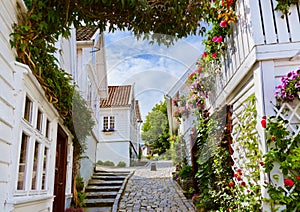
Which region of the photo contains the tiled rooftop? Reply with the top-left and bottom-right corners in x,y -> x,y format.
100,85 -> 132,108
76,26 -> 98,41
135,100 -> 143,122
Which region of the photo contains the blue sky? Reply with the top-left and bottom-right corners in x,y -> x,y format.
104,30 -> 204,120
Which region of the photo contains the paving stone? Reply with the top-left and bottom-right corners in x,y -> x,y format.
118,161 -> 196,211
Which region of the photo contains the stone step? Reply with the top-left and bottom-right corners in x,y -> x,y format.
84,207 -> 112,212
84,198 -> 115,207
85,191 -> 117,199
85,185 -> 121,192
88,180 -> 123,186
92,175 -> 126,181
94,171 -> 130,176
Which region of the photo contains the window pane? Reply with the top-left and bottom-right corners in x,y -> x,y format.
110,116 -> 115,129
31,141 -> 40,190
41,147 -> 48,190
17,133 -> 29,190
24,96 -> 32,122
103,116 -> 108,129
45,119 -> 50,138
37,109 -> 43,131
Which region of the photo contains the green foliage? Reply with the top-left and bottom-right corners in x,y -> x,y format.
275,0 -> 299,17
117,161 -> 126,167
96,160 -> 104,165
264,116 -> 300,211
141,100 -> 170,155
76,176 -> 84,192
178,165 -> 193,180
103,161 -> 115,167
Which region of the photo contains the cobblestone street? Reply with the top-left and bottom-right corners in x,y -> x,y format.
118,161 -> 196,212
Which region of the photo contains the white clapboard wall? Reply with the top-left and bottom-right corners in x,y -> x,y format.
212,0 -> 300,105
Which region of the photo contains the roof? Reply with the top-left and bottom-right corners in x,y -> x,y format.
135,100 -> 143,122
76,26 -> 98,41
100,85 -> 132,108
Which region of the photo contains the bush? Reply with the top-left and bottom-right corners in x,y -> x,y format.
96,160 -> 103,165
76,176 -> 84,192
103,160 -> 115,166
117,161 -> 126,167
178,164 -> 193,179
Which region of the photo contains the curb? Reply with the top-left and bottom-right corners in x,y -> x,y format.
171,179 -> 197,211
112,170 -> 135,212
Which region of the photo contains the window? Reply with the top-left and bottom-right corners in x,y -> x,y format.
37,109 -> 43,131
17,93 -> 53,194
41,147 -> 49,190
17,133 -> 29,190
45,119 -> 50,138
24,96 -> 33,123
103,116 -> 115,131
31,141 -> 40,190
110,116 -> 115,129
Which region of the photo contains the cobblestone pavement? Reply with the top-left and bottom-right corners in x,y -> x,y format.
118,160 -> 196,212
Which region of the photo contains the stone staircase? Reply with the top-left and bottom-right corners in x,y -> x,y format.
84,170 -> 131,212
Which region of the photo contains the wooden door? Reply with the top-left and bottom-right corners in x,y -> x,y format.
53,125 -> 68,212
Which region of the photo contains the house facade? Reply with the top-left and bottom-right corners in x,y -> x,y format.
166,67 -> 196,165
0,1 -> 74,211
97,85 -> 142,167
167,1 -> 300,211
75,27 -> 108,186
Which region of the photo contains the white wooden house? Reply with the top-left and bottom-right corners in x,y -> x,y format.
166,1 -> 300,211
0,1 -> 75,211
96,85 -> 143,167
75,27 -> 108,186
166,67 -> 197,165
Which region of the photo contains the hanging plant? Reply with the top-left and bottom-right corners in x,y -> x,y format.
275,0 -> 299,17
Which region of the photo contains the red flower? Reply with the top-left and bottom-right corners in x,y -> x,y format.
261,119 -> 266,128
229,181 -> 235,187
216,36 -> 223,43
237,169 -> 242,175
296,176 -> 300,181
234,173 -> 238,178
259,161 -> 264,166
212,36 -> 218,42
240,181 -> 246,186
236,176 -> 242,181
262,115 -> 267,119
212,52 -> 217,58
247,189 -> 250,193
284,178 -> 295,187
271,136 -> 275,141
220,20 -> 227,28
202,51 -> 208,58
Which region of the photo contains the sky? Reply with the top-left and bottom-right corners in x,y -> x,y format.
104,30 -> 204,121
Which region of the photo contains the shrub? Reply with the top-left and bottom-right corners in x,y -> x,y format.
103,160 -> 115,166
96,160 -> 103,165
117,161 -> 126,167
178,164 -> 193,179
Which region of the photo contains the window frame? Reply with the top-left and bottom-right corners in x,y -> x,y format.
102,116 -> 115,132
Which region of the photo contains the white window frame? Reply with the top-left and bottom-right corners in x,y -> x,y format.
103,116 -> 115,131
15,94 -> 52,196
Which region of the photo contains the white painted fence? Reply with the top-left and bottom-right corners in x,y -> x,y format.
214,0 -> 300,102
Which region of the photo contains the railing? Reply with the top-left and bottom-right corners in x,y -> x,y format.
213,0 -> 300,103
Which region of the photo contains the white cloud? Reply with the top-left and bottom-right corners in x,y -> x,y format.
105,30 -> 204,120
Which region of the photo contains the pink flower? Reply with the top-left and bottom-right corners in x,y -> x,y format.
212,52 -> 217,58
212,36 -> 218,42
216,36 -> 223,43
284,178 -> 295,187
220,20 -> 227,28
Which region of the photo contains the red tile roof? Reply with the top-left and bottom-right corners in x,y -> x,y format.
100,85 -> 132,108
76,26 -> 98,41
135,100 -> 143,122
